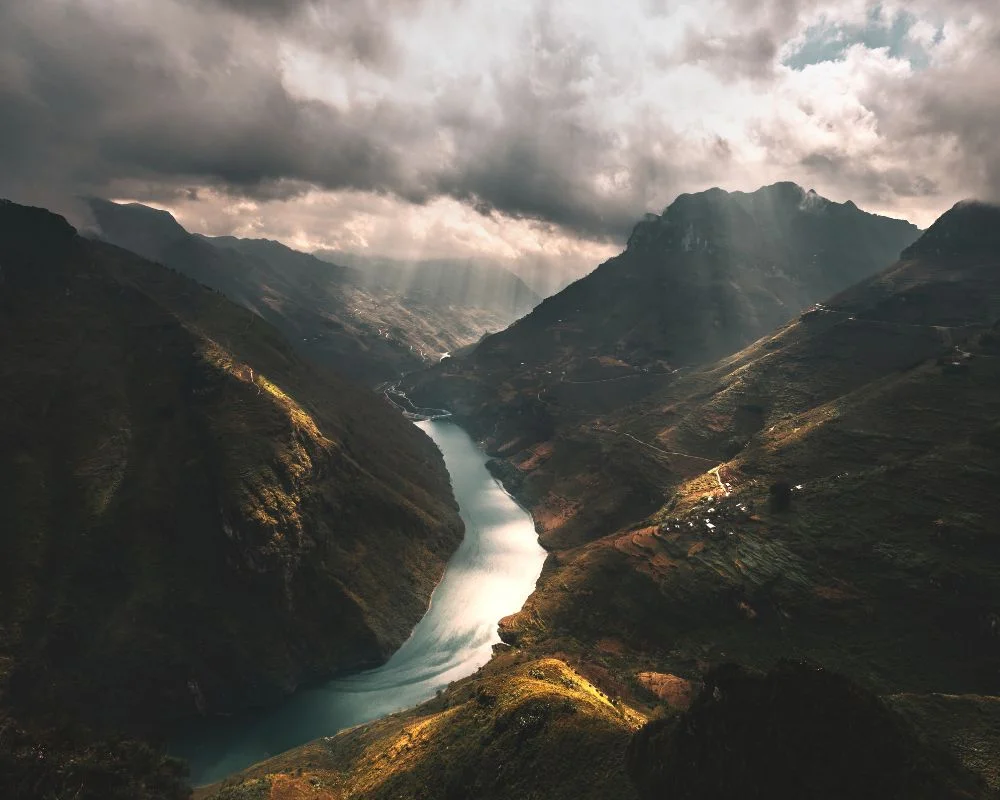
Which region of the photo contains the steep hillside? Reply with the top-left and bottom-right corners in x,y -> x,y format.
504,181 -> 920,368
0,200 -> 464,796
87,199 -> 520,383
489,201 -> 1000,693
193,202 -> 1000,797
195,654 -> 645,800
312,250 -> 541,319
405,182 -> 919,449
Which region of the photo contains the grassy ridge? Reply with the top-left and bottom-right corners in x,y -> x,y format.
197,655 -> 643,800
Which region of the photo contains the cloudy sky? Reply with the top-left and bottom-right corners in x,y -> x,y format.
2,0 -> 998,289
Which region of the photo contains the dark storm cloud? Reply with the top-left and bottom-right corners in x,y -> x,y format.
0,3 -> 419,207
3,0 -> 1000,243
676,27 -> 781,80
800,150 -> 941,201
419,8 -> 733,239
906,60 -> 1000,202
670,0 -> 809,80
0,0 -> 700,241
200,0 -> 407,64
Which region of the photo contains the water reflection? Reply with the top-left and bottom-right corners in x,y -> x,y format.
173,419 -> 546,785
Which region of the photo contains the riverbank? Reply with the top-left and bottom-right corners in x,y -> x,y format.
175,419 -> 547,786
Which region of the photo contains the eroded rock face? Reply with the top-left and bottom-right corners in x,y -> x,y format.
627,661 -> 992,800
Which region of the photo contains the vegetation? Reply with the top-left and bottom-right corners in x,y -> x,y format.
4,192 -> 999,798
0,199 -> 464,797
628,661 -> 994,799
197,655 -> 644,800
281,197 -> 1000,797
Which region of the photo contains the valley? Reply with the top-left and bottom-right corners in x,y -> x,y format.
3,189 -> 999,800
6,1 -> 1000,796
0,200 -> 464,797
199,194 -> 1000,798
174,419 -> 546,786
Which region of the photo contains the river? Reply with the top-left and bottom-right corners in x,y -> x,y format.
173,418 -> 547,786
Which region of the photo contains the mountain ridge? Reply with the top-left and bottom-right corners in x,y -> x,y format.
220,195 -> 1000,800
86,198 -> 530,383
403,182 -> 922,457
0,198 -> 465,797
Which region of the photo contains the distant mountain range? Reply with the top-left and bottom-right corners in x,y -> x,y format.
313,250 -> 540,320
86,199 -> 539,383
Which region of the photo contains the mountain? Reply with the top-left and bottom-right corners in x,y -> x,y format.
0,199 -> 464,796
86,199 -> 526,383
481,199 -> 1000,693
208,199 -> 1000,798
484,182 -> 917,368
312,250 -> 541,319
403,182 -> 920,451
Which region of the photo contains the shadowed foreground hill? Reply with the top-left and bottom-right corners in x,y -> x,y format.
0,200 -> 463,798
88,198 -> 530,383
628,661 -> 993,800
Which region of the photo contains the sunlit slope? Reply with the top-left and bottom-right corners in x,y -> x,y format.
0,200 -> 463,780
88,198 -> 522,383
195,656 -> 644,800
492,201 -> 1000,695
195,655 -> 998,800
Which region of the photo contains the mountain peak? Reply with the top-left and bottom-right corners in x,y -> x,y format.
756,179 -> 808,197
901,200 -> 1000,261
625,182 -> 900,253
86,197 -> 188,258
